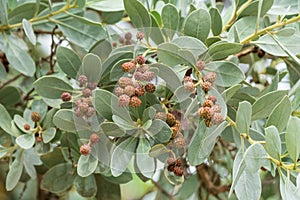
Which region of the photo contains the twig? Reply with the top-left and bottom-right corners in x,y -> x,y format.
47,25 -> 58,74
196,164 -> 230,198
0,74 -> 22,90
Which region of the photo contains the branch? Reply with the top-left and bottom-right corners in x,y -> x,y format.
196,164 -> 230,198
0,74 -> 22,90
241,14 -> 300,44
0,3 -> 77,31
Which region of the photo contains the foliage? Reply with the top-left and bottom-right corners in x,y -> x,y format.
0,0 -> 300,199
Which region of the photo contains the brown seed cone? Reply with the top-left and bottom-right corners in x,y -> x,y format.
129,96 -> 142,108
166,113 -> 176,127
31,112 -> 41,122
144,83 -> 156,93
173,166 -> 183,176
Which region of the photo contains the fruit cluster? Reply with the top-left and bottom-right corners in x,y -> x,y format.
63,75 -> 97,119
198,95 -> 223,127
183,76 -> 196,92
80,133 -> 99,156
118,32 -> 133,46
167,158 -> 183,177
114,55 -> 156,107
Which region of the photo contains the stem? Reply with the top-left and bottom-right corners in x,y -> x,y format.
0,3 -> 77,31
226,116 -> 300,172
241,14 -> 300,44
0,74 -> 22,89
222,0 -> 253,32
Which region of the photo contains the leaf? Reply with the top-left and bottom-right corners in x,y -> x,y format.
222,84 -> 242,102
149,13 -> 165,45
100,51 -> 133,83
93,89 -> 133,123
229,149 -> 246,198
205,61 -> 245,87
110,59 -> 132,81
53,109 -> 90,133
228,16 -> 257,41
183,9 -> 211,43
22,19 -> 36,45
0,0 -> 8,24
235,170 -> 262,200
74,175 -> 97,198
236,101 -> 252,134
173,85 -> 193,102
147,119 -> 172,143
0,86 -> 21,106
42,128 -> 56,143
149,144 -> 170,158
172,36 -> 207,58
31,99 -> 48,122
101,11 -> 124,24
157,42 -> 196,67
57,15 -> 107,50
81,53 -> 102,82
87,0 -> 124,11
0,104 -> 13,135
112,115 -> 136,130
100,122 -> 125,137
268,0 -> 299,15
207,42 -> 243,60
23,148 -> 42,179
265,126 -> 281,161
209,8 -> 222,36
110,137 -> 138,177
239,0 -> 274,18
188,121 -> 228,165
16,134 -> 35,149
150,63 -> 181,92
6,151 -> 23,191
252,90 -> 287,120
136,138 -> 155,178
266,96 -> 292,132
77,154 -> 98,177
34,76 -> 73,99
8,2 -> 47,24
161,3 -> 179,40
3,35 -> 35,77
123,0 -> 151,34
56,46 -> 81,79
286,117 -> 300,162
90,39 -> 112,62
41,163 -> 76,193
94,174 -> 121,200
244,143 -> 269,173
253,33 -> 300,57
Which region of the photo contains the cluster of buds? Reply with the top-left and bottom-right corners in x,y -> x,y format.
155,112 -> 186,148
80,133 -> 100,156
115,55 -> 156,107
72,75 -> 96,119
183,76 -> 195,92
167,158 -> 183,176
198,95 -> 223,127
201,72 -> 217,93
196,60 -> 206,71
118,32 -> 133,46
136,31 -> 144,41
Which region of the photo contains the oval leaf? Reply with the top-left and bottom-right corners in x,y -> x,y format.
183,9 -> 211,43
34,76 -> 73,99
